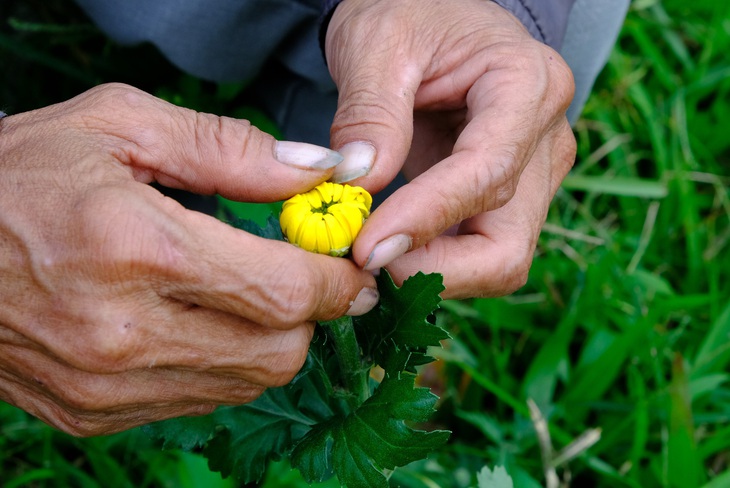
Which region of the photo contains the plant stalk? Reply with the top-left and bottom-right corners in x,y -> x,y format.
321,316 -> 369,407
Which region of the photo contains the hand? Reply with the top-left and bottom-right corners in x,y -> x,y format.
0,83 -> 378,436
325,0 -> 576,299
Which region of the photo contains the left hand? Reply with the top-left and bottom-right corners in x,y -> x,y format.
325,0 -> 576,299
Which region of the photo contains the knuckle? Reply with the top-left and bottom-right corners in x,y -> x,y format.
473,150 -> 520,212
413,184 -> 457,240
265,362 -> 303,388
331,86 -> 409,138
466,240 -> 535,299
503,261 -> 531,294
51,414 -> 101,437
43,375 -> 113,419
265,264 -> 319,327
57,305 -> 140,374
545,50 -> 576,102
327,6 -> 408,70
561,129 -> 578,170
264,361 -> 306,388
84,82 -> 143,107
533,45 -> 575,111
98,81 -> 141,97
54,412 -> 127,437
260,328 -> 312,387
72,186 -> 185,283
56,387 -> 103,415
507,44 -> 575,114
79,333 -> 134,374
500,243 -> 535,295
191,112 -> 254,162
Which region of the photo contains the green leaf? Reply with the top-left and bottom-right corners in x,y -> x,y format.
142,413 -> 218,451
227,214 -> 284,241
522,297 -> 579,407
175,452 -> 234,488
145,271 -> 448,486
145,370 -> 332,484
145,214 -> 448,485
356,271 -> 448,375
477,465 -> 515,488
700,469 -> 730,488
692,301 -> 730,378
667,355 -> 705,487
561,174 -> 668,198
291,374 -> 450,487
203,387 -> 324,483
218,198 -> 282,227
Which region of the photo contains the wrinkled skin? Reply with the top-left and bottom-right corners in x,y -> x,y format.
0,84 -> 376,436
327,0 -> 577,298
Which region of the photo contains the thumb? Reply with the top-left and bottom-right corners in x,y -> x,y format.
82,84 -> 343,202
324,8 -> 421,191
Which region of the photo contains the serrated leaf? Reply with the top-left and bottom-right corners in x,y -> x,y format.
145,271 -> 449,486
291,374 -> 450,487
145,371 -> 332,484
356,271 -> 448,375
203,388 -> 321,483
477,465 -> 515,488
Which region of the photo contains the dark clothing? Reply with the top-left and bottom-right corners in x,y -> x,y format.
490,0 -> 576,49
321,0 -> 576,50
73,0 -> 625,142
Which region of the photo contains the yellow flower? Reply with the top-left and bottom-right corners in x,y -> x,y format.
280,182 -> 372,257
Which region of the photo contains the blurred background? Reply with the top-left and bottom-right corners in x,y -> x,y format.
1,0 -> 729,486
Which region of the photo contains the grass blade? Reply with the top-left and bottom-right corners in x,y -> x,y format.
561,175 -> 668,198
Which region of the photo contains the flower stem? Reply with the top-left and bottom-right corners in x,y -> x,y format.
321,316 -> 369,407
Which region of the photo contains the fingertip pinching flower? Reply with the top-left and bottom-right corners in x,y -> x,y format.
280,182 -> 372,257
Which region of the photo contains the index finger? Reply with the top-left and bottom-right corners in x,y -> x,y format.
160,202 -> 380,328
380,126 -> 576,299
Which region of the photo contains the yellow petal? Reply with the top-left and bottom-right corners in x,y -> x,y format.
280,201 -> 310,242
315,181 -> 335,205
343,185 -> 372,212
279,181 -> 373,256
331,181 -> 345,203
323,213 -> 351,251
305,190 -> 324,209
296,213 -> 321,253
329,203 -> 364,238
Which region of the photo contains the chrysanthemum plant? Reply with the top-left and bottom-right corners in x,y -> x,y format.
144,182 -> 450,487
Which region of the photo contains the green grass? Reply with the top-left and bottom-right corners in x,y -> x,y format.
2,0 -> 730,486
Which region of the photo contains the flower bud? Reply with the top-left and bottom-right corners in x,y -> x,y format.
280,182 -> 372,257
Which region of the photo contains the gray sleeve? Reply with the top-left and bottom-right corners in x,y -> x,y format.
321,1 -> 577,50
562,0 -> 629,123
490,0 -> 577,50
73,0 -> 333,87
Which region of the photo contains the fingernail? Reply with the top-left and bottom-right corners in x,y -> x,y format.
346,287 -> 380,316
364,234 -> 412,271
330,142 -> 376,183
274,141 -> 344,170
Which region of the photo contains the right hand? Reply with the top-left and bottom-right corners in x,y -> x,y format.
0,83 -> 378,436
325,0 -> 576,299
